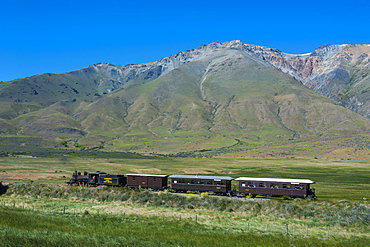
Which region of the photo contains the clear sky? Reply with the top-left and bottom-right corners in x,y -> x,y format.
1,0 -> 369,82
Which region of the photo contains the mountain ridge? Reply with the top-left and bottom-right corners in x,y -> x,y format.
1,40 -> 370,157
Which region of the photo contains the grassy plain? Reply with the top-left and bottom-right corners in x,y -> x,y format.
1,155 -> 369,201
0,154 -> 369,246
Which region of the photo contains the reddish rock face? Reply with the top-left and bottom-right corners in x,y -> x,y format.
239,43 -> 370,117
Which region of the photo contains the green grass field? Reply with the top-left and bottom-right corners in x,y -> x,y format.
1,155 -> 369,201
2,206 -> 367,247
0,154 -> 369,246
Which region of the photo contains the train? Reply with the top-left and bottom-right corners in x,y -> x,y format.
67,171 -> 317,199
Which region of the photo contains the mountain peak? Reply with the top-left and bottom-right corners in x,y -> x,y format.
311,44 -> 349,59
223,40 -> 244,47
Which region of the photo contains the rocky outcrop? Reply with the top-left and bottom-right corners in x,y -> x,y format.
228,43 -> 370,118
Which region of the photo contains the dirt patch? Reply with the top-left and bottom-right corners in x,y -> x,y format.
322,147 -> 370,160
130,168 -> 162,174
101,162 -> 127,167
177,169 -> 212,174
274,94 -> 295,101
0,170 -> 69,182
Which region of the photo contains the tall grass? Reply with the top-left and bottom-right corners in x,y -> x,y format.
0,206 -> 368,247
1,155 -> 370,245
4,183 -> 370,229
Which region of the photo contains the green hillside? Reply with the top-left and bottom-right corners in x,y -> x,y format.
1,42 -> 370,157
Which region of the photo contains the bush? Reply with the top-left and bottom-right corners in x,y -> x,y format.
4,182 -> 370,227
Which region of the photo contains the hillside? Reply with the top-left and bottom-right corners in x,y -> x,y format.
247,43 -> 370,118
1,40 -> 370,157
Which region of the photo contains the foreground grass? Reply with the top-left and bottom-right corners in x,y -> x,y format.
2,183 -> 370,228
1,155 -> 369,245
0,206 -> 368,247
1,183 -> 369,246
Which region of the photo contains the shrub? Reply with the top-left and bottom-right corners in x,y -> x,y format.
4,182 -> 370,227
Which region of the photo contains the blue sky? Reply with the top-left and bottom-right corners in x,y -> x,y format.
1,0 -> 369,82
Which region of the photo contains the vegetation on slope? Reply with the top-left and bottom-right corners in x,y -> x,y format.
1,44 -> 370,157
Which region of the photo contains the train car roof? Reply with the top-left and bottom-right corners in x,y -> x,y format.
235,177 -> 315,184
125,174 -> 168,177
169,175 -> 234,181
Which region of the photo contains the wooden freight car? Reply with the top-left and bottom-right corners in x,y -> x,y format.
126,174 -> 168,190
169,175 -> 234,194
235,177 -> 316,198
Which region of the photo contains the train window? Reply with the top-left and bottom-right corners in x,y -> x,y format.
173,180 -> 177,183
282,184 -> 291,189
259,182 -> 267,188
206,180 -> 212,185
132,176 -> 136,181
190,180 -> 195,184
270,183 -> 279,189
248,182 -> 255,188
241,182 -> 246,187
216,181 -> 224,186
294,185 -> 304,190
153,177 -> 157,182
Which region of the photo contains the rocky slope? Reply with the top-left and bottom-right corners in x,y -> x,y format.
73,41 -> 370,119
240,42 -> 370,117
3,40 -> 369,117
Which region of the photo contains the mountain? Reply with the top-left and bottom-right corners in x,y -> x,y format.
1,40 -> 370,156
245,43 -> 370,118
